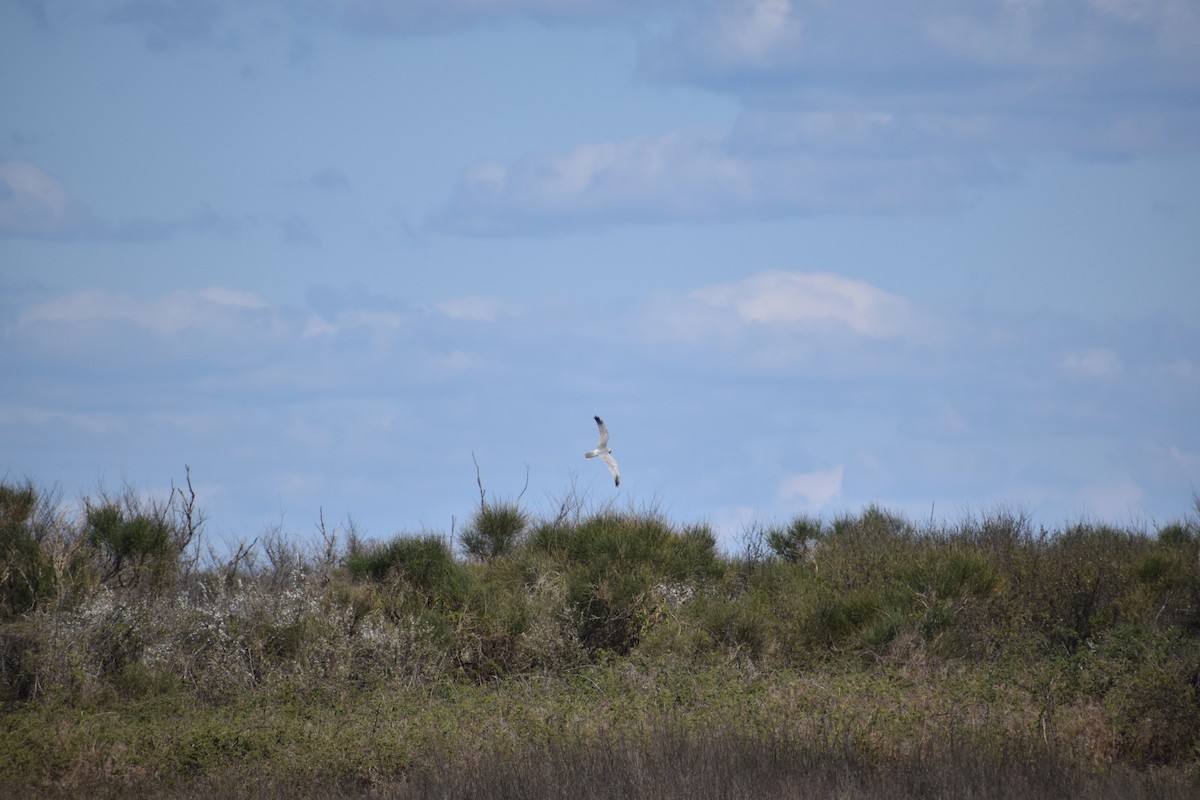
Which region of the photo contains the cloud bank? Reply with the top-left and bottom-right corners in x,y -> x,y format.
430,0 -> 1199,234
16,2 -> 1198,237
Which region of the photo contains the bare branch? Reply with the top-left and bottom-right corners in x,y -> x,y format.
313,507 -> 340,585
549,473 -> 585,528
472,450 -> 486,513
223,537 -> 258,588
517,464 -> 530,504
172,464 -> 206,578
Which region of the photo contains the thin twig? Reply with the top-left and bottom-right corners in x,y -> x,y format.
472,450 -> 486,513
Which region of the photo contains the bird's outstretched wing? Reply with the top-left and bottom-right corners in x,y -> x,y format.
600,452 -> 621,487
586,415 -> 620,486
593,415 -> 609,449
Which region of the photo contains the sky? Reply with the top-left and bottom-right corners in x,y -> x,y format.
2,0 -> 1199,551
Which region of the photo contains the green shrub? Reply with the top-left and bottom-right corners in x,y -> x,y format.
686,593 -> 759,657
766,515 -> 824,563
952,509 -> 1037,571
901,549 -> 998,600
0,482 -> 54,616
809,588 -> 888,647
1028,524 -> 1143,651
0,623 -> 40,700
1135,551 -> 1187,590
830,505 -> 914,541
346,534 -> 473,608
528,513 -> 720,581
1156,521 -> 1195,547
819,506 -> 917,590
460,501 -> 528,562
1097,633 -> 1200,766
449,558 -> 546,681
85,498 -> 180,590
525,512 -> 722,655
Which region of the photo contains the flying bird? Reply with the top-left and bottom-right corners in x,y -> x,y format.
585,415 -> 620,487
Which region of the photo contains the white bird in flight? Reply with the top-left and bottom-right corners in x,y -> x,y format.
585,415 -> 620,487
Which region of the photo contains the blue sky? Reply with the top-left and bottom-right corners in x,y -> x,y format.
2,0 -> 1198,549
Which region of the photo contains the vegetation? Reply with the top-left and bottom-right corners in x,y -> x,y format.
1,473 -> 1198,798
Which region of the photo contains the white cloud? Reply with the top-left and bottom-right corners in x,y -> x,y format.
429,0 -> 1198,238
18,287 -> 270,335
435,131 -> 752,235
7,286 -> 308,378
709,0 -> 802,66
649,271 -> 919,356
0,405 -> 125,436
13,286 -> 419,363
196,287 -> 267,310
299,308 -> 406,347
1060,348 -> 1122,378
338,309 -> 404,332
17,289 -> 142,328
1168,445 -> 1199,470
302,314 -> 339,339
0,162 -> 70,215
639,1 -> 1200,160
779,465 -> 844,508
435,129 -> 1001,235
690,271 -> 915,337
651,1 -> 1200,83
435,295 -> 519,322
0,160 -> 249,242
1169,358 -> 1195,378
0,161 -> 98,239
5,285 -> 515,401
642,0 -> 807,79
731,110 -> 898,153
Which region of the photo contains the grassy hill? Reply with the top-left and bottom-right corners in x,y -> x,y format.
2,476 -> 1198,797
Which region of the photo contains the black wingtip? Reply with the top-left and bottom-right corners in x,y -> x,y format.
614,477 -> 620,487
594,415 -> 603,424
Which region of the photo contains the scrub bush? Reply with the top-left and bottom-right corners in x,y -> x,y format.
460,501 -> 529,562
526,511 -> 723,654
0,482 -> 56,616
